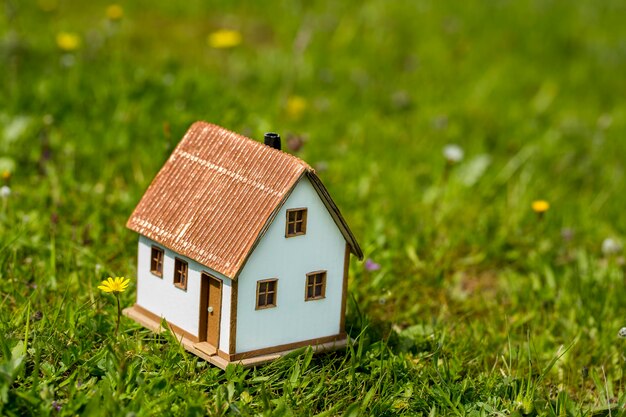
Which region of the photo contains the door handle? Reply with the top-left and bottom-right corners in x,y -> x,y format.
207,306 -> 214,313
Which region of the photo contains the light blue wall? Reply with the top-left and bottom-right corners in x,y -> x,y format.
235,176 -> 346,353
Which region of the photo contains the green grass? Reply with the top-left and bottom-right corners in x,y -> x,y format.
2,0 -> 626,415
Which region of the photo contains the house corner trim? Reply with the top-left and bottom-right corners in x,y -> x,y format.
229,279 -> 238,354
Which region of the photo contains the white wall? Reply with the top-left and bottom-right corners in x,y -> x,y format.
136,235 -> 232,351
235,176 -> 347,353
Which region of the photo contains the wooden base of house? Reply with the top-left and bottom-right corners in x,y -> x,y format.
123,305 -> 349,369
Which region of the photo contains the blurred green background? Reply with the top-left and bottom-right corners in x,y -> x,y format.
1,0 -> 626,415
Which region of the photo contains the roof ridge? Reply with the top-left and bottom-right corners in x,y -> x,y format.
192,120 -> 314,172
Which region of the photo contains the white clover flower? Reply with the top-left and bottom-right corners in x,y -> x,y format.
0,185 -> 11,198
597,114 -> 612,130
60,53 -> 76,68
618,327 -> 626,339
443,144 -> 464,164
602,238 -> 622,256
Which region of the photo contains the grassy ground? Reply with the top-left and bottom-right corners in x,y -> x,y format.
2,0 -> 626,415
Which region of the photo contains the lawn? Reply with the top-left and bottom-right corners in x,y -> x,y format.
2,0 -> 626,415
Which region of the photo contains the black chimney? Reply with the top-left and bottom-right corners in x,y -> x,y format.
264,132 -> 281,150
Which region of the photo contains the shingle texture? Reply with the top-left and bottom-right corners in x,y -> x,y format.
127,122 -> 361,279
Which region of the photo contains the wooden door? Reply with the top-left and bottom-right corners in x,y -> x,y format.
201,273 -> 222,347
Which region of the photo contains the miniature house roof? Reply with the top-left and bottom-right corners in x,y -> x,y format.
127,121 -> 363,279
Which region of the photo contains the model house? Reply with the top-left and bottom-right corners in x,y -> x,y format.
124,121 -> 362,368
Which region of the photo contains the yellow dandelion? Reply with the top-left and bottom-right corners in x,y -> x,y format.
207,29 -> 242,49
98,277 -> 130,335
98,276 -> 130,294
531,200 -> 550,214
1,170 -> 11,181
286,96 -> 307,120
106,4 -> 124,21
56,32 -> 81,52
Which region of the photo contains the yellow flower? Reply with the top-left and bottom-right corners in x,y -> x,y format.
106,4 -> 124,21
98,277 -> 130,293
56,32 -> 81,52
1,170 -> 11,180
286,96 -> 307,120
531,200 -> 550,213
207,29 -> 242,49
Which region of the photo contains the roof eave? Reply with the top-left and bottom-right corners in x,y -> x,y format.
305,171 -> 363,260
231,169 -> 363,280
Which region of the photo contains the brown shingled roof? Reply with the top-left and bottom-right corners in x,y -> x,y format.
127,121 -> 362,279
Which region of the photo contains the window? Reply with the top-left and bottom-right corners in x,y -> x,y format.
256,279 -> 278,309
305,271 -> 327,301
150,246 -> 164,277
173,258 -> 188,290
286,208 -> 307,237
